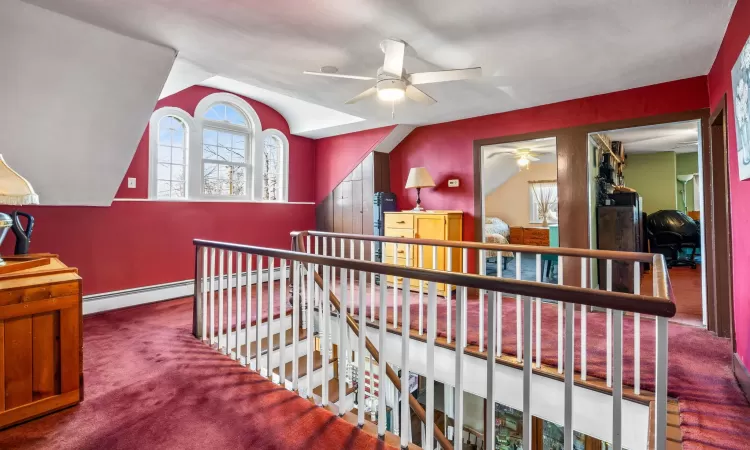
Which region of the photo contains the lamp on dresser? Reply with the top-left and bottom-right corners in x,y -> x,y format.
0,155 -> 38,266
405,167 -> 436,211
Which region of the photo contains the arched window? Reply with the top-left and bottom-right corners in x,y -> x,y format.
201,103 -> 250,197
155,116 -> 187,199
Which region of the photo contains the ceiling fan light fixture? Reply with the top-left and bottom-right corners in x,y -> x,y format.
376,78 -> 406,102
517,156 -> 530,168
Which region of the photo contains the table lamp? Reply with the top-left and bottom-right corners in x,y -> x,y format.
0,155 -> 39,266
405,167 -> 436,211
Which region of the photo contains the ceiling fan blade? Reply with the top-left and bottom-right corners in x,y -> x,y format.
405,85 -> 437,105
382,39 -> 406,77
303,71 -> 374,81
345,86 -> 377,104
528,156 -> 540,161
409,67 -> 482,85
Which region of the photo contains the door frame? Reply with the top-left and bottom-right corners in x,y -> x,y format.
706,95 -> 735,340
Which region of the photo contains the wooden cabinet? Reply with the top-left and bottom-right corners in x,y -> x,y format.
508,227 -> 550,246
384,211 -> 463,296
0,255 -> 82,429
597,206 -> 641,293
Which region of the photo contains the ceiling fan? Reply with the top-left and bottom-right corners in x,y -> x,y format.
303,39 -> 482,105
487,148 -> 540,169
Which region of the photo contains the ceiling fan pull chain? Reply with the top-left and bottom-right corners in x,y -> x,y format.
392,100 -> 395,119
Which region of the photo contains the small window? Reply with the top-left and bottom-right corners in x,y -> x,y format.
262,136 -> 282,201
203,103 -> 247,127
529,181 -> 558,224
156,116 -> 187,198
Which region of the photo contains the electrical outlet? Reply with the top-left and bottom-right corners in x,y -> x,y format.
127,177 -> 136,188
448,179 -> 459,187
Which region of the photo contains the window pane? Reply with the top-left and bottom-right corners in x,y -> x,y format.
217,130 -> 232,148
156,180 -> 171,198
171,181 -> 185,198
203,129 -> 218,146
232,134 -> 246,150
204,163 -> 218,178
225,106 -> 247,126
171,164 -> 185,182
203,144 -> 217,160
158,127 -> 171,146
171,129 -> 185,146
172,147 -> 184,164
204,104 -> 247,127
230,166 -> 246,195
157,163 -> 170,180
158,146 -> 172,163
204,105 -> 223,122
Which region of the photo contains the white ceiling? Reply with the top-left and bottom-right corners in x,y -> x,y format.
601,120 -> 701,155
23,0 -> 736,138
482,137 -> 557,193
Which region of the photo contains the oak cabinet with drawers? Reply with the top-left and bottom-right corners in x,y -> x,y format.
384,211 -> 463,296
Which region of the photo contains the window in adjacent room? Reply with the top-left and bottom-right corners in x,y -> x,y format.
201,103 -> 250,197
262,135 -> 282,201
529,180 -> 558,224
155,116 -> 187,199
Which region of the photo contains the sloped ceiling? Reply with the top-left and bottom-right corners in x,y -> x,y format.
0,1 -> 175,206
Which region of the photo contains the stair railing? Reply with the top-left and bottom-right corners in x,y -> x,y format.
192,236 -> 674,450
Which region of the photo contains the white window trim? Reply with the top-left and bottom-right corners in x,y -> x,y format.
529,181 -> 558,225
148,107 -> 195,200
260,128 -> 289,202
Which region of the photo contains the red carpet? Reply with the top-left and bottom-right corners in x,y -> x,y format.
0,298 -> 392,450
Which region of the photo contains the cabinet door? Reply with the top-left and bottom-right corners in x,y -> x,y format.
414,215 -> 446,269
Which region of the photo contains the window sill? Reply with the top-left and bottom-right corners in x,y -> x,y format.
113,198 -> 314,205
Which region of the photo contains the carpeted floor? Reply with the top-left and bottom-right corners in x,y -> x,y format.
0,298 -> 392,450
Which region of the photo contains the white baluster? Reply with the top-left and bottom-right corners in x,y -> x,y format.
393,243 -> 399,328
218,249 -> 225,353
418,245 -> 424,335
377,273 -> 387,438
446,246 -> 453,344
350,239 -> 356,315
306,262 -> 314,399
400,277 -> 411,449
462,249 -> 468,348
486,291 -> 497,450
245,254 -> 252,367
613,308 -> 623,450
256,255 -> 263,373
315,236 -> 321,329
523,295 -> 532,450
358,270 -> 366,426
339,267 -> 348,413
279,259 -> 287,386
581,257 -> 588,381
202,247 -> 208,341
634,261 -> 641,395
227,251 -> 233,357
292,260 -> 300,390
454,286 -> 466,450
321,265 -> 330,404
370,241 -> 376,322
496,252 -> 503,358
516,252 -> 522,363
564,299 -> 574,450
606,259 -> 613,387
210,248 -> 216,346
331,238 -> 336,308
479,249 -> 485,353
426,281 -> 437,450
235,252 -> 242,360
558,255 -> 564,374
655,316 -> 668,450
268,257 -> 275,376
535,253 -> 541,368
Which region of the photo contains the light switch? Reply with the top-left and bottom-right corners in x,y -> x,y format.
448,179 -> 459,187
127,177 -> 136,188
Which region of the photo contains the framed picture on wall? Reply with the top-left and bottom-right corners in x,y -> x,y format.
732,35 -> 750,180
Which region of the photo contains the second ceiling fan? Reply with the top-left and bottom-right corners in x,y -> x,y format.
304,39 -> 482,105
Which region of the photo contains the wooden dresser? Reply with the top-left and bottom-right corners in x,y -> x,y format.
383,211 -> 463,296
0,255 -> 82,430
509,227 -> 550,246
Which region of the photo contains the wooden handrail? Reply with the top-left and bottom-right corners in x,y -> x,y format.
196,237 -> 674,317
303,230 -> 655,263
292,233 -> 454,450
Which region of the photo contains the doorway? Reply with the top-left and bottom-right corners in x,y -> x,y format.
478,137 -> 559,282
587,121 -> 706,327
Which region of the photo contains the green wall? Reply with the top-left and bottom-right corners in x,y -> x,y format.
676,152 -> 699,212
623,152 -> 677,214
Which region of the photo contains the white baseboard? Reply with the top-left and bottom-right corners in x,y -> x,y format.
83,266 -> 289,315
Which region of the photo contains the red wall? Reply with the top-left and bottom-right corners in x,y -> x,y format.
314,125 -> 395,203
707,0 -> 750,365
2,86 -> 316,295
389,77 -> 709,272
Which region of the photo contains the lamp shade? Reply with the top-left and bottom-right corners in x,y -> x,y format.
677,174 -> 694,183
405,167 -> 436,189
0,155 -> 38,205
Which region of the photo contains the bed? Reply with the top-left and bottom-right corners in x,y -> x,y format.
484,218 -> 514,269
